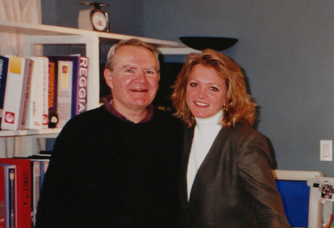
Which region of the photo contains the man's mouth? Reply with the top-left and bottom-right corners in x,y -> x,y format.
130,89 -> 148,92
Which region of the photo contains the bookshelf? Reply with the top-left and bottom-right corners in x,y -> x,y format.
0,20 -> 197,158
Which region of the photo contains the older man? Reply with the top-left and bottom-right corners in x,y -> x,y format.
36,39 -> 183,228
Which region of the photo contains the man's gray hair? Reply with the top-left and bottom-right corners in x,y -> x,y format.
105,39 -> 160,72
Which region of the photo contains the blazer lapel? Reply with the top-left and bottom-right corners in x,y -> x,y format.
179,127 -> 194,224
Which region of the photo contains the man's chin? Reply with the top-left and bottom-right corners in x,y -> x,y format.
131,98 -> 153,109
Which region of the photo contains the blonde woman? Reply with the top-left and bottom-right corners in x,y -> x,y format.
171,49 -> 290,228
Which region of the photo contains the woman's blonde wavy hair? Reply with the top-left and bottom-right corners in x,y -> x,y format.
171,49 -> 256,128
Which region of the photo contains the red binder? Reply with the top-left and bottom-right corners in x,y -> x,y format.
0,158 -> 31,228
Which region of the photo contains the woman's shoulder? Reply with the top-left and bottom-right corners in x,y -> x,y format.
226,122 -> 266,142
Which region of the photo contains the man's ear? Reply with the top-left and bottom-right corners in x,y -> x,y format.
104,68 -> 113,89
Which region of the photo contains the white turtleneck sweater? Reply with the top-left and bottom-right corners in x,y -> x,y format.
187,110 -> 223,200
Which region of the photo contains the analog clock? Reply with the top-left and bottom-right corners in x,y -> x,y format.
91,10 -> 108,32
78,2 -> 109,32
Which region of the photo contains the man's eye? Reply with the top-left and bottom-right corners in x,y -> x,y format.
125,69 -> 133,73
146,70 -> 154,74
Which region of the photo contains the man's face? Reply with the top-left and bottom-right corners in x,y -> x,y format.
104,45 -> 160,113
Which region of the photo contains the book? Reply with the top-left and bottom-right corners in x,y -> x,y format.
0,164 -> 16,228
40,159 -> 49,192
0,56 -> 9,130
0,158 -> 31,228
47,58 -> 58,128
0,165 -> 5,228
25,57 -> 44,130
31,161 -> 40,226
27,157 -> 50,197
42,57 -> 49,129
57,59 -> 73,128
74,56 -> 88,117
47,56 -> 88,127
1,56 -> 33,130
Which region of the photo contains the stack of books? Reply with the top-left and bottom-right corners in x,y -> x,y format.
0,55 -> 89,131
0,155 -> 51,228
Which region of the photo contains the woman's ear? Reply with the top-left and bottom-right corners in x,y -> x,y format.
104,68 -> 113,89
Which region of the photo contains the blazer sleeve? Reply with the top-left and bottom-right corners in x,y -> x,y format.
236,131 -> 291,228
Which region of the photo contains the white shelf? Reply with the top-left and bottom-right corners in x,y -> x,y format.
0,20 -> 182,47
0,128 -> 61,137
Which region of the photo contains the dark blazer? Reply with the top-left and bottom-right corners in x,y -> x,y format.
179,124 -> 290,228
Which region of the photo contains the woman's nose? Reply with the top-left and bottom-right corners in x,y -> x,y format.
198,88 -> 207,98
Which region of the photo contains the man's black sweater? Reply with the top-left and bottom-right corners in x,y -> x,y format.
35,105 -> 184,228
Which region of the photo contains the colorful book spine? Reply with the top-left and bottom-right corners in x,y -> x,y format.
19,58 -> 33,130
57,59 -> 73,128
31,161 -> 40,226
26,57 -> 44,130
2,56 -> 32,130
47,59 -> 58,128
42,58 -> 49,129
0,165 -> 5,228
0,56 -> 9,129
0,158 -> 31,228
40,160 -> 49,192
0,164 -> 16,228
73,56 -> 88,116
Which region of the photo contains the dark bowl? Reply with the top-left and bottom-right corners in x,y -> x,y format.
179,36 -> 238,51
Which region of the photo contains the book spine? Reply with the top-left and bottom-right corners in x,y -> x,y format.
25,58 -> 43,130
8,168 -> 15,228
40,160 -> 49,192
31,161 -> 40,226
42,58 -> 49,129
57,60 -> 73,128
47,59 -> 58,128
18,58 -> 33,130
0,56 -> 9,129
0,166 -> 6,228
1,56 -> 25,130
0,165 -> 16,228
72,56 -> 88,117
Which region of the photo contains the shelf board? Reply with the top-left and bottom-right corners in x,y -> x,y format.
0,128 -> 61,137
0,20 -> 184,48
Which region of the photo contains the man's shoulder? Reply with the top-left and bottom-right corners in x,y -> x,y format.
59,106 -> 116,133
67,105 -> 110,124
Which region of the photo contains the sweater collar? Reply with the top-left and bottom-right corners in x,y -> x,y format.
195,110 -> 223,129
103,95 -> 153,123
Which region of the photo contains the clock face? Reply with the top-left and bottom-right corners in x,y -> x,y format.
91,11 -> 108,32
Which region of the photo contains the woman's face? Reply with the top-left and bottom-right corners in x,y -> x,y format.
186,64 -> 227,119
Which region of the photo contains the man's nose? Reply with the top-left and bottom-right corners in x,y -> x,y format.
135,71 -> 147,83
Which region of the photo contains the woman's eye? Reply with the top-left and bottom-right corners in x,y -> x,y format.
189,82 -> 197,87
210,87 -> 219,91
